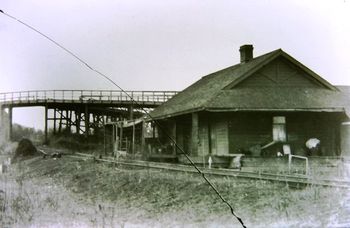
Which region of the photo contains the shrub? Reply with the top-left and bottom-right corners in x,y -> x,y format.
14,138 -> 37,158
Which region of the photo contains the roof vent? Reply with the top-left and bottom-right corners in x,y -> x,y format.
239,44 -> 254,63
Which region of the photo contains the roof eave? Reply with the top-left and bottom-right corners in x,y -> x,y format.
206,107 -> 346,112
148,107 -> 206,120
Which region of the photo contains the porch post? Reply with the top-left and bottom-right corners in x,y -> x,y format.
341,122 -> 350,156
132,120 -> 135,156
171,120 -> 177,155
191,113 -> 199,156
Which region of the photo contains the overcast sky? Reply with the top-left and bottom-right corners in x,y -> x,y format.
1,0 -> 350,129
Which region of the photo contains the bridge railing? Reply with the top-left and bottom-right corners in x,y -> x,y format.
0,90 -> 178,104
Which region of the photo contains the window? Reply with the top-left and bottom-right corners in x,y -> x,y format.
273,116 -> 286,142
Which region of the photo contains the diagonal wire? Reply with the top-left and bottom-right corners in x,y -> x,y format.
0,9 -> 246,228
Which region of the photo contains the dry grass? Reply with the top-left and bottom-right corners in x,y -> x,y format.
1,156 -> 350,227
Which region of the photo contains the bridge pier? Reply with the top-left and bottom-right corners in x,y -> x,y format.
58,109 -> 63,133
44,105 -> 48,144
67,110 -> 72,133
0,106 -> 12,142
8,107 -> 12,141
47,108 -> 87,136
75,110 -> 81,134
53,108 -> 57,134
0,106 -> 5,142
128,104 -> 134,120
85,105 -> 89,137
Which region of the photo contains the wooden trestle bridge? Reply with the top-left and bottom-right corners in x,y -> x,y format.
0,90 -> 177,142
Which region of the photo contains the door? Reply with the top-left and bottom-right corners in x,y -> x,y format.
210,120 -> 229,155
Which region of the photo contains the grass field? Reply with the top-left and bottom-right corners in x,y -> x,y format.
1,155 -> 350,227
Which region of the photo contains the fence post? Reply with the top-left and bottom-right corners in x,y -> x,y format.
288,154 -> 292,174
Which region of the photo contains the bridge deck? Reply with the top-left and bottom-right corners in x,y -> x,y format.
0,90 -> 178,107
0,90 -> 178,141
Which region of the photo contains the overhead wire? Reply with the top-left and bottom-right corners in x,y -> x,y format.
0,10 -> 246,228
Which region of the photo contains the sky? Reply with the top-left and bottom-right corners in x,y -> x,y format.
1,0 -> 350,129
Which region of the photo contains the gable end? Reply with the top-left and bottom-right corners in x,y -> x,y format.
225,52 -> 337,91
234,57 -> 327,88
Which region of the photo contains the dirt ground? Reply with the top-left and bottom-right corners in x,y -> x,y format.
1,154 -> 350,227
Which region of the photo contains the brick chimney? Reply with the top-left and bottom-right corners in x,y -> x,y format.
239,44 -> 254,63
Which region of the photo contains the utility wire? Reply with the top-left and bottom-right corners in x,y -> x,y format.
0,10 -> 246,228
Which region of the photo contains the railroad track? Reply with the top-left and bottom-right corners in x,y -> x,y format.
62,152 -> 350,188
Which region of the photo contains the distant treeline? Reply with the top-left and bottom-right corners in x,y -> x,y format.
12,124 -> 44,143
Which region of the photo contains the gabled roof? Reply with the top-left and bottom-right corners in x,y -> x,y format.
223,50 -> 337,90
151,49 -> 348,119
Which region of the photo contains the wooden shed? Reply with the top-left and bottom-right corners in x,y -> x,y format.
148,45 -> 350,167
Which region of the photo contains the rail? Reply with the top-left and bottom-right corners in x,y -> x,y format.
64,152 -> 350,188
0,90 -> 178,105
32,147 -> 350,188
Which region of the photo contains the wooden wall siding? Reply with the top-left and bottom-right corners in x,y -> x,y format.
226,112 -> 341,156
286,113 -> 340,156
175,113 -> 210,156
171,112 -> 341,157
198,114 -> 209,156
236,57 -> 323,88
228,113 -> 272,154
176,122 -> 184,154
175,116 -> 192,155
